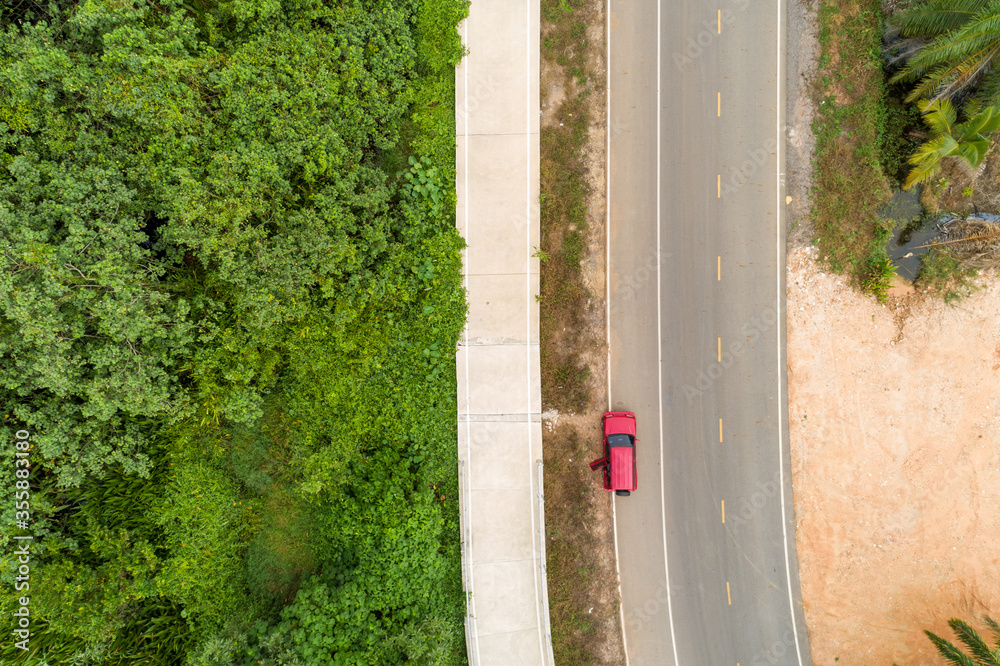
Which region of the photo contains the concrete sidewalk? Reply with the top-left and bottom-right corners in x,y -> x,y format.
454,1 -> 553,665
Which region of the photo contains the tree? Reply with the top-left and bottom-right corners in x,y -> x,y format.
888,0 -> 1000,105
1,0 -> 471,661
925,616 -> 1000,665
903,98 -> 1000,189
0,0 -> 427,482
0,160 -> 198,485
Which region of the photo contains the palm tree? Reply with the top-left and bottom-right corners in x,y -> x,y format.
887,0 -> 1000,105
925,616 -> 1000,665
903,98 -> 1000,189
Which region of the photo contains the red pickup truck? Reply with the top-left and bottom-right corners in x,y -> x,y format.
589,411 -> 637,497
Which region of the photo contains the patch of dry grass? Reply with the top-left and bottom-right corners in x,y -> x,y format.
811,0 -> 894,281
539,0 -> 625,663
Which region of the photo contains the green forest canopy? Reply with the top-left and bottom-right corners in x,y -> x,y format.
0,0 -> 470,663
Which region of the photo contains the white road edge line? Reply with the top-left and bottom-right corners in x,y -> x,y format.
656,0 -> 680,663
775,0 -> 805,661
527,0 -> 546,662
461,16 -> 479,665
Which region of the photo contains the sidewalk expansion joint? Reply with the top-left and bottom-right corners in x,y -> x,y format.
459,413 -> 542,423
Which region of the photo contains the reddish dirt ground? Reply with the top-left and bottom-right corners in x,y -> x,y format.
787,246 -> 1000,664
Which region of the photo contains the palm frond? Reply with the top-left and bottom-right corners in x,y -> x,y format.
909,134 -> 953,164
949,618 -> 1000,666
923,225 -> 1000,247
898,55 -> 988,103
904,165 -> 940,189
892,0 -> 990,39
970,67 -> 1000,104
957,108 -> 999,138
926,629 -> 982,666
920,98 -> 959,134
892,4 -> 1000,102
956,137 -> 989,166
886,34 -> 933,67
918,132 -> 956,156
907,23 -> 1000,72
981,616 -> 1000,651
903,40 -> 1000,102
904,154 -> 944,190
975,106 -> 1000,133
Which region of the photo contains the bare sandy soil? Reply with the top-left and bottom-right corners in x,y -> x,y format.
787,246 -> 1000,664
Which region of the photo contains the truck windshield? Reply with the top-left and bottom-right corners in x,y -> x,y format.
608,433 -> 633,447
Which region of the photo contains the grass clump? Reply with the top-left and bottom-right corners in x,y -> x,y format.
859,221 -> 898,301
917,247 -> 977,302
915,217 -> 1000,300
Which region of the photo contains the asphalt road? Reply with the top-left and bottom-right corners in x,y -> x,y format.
607,0 -> 813,663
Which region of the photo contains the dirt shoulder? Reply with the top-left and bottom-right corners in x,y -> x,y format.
788,247 -> 1000,663
539,0 -> 625,663
785,0 -> 819,249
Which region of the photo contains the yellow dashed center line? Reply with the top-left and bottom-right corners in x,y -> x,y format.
721,500 -> 725,523
727,581 -> 732,605
717,256 -> 721,280
718,337 -> 722,362
719,418 -> 723,442
718,92 -> 721,117
717,174 -> 721,198
718,9 -> 722,33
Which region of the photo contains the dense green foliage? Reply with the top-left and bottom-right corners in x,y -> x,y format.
886,1 -> 1000,206
888,0 -> 1000,106
0,0 -> 469,663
